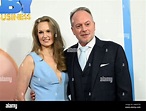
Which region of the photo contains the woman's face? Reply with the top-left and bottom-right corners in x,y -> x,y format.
37,21 -> 54,48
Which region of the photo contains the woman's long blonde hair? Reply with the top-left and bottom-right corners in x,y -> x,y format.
31,16 -> 66,71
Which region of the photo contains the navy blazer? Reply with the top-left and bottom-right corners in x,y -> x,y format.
65,37 -> 133,101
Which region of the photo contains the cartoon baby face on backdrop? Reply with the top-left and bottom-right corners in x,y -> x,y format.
0,49 -> 18,101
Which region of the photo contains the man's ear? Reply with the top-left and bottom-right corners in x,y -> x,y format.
71,27 -> 75,35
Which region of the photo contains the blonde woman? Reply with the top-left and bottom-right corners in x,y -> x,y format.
15,16 -> 68,101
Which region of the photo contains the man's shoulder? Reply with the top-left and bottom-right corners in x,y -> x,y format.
98,38 -> 122,48
95,37 -> 123,52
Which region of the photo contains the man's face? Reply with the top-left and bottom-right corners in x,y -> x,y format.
71,10 -> 95,46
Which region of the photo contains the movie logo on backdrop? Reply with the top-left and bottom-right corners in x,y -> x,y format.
0,0 -> 32,21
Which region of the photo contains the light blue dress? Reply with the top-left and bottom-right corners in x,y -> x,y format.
29,52 -> 69,101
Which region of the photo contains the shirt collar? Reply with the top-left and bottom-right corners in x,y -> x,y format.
78,36 -> 96,50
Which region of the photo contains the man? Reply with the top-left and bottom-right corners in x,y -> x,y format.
65,6 -> 133,101
31,6 -> 133,101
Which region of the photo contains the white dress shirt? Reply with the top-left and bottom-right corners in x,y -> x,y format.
77,36 -> 96,62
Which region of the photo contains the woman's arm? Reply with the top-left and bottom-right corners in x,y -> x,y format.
15,55 -> 34,101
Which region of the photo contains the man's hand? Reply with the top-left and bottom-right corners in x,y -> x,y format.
30,90 -> 35,101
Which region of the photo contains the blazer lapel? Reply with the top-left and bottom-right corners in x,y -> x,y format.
90,37 -> 106,91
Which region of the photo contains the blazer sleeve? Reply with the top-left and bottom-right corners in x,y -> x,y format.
115,45 -> 133,101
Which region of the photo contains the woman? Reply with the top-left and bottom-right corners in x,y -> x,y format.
15,16 -> 68,101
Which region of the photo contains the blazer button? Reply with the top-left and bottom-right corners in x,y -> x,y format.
122,92 -> 125,96
88,92 -> 91,96
72,78 -> 74,81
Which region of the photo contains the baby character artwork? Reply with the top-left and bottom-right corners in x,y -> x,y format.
0,48 -> 18,101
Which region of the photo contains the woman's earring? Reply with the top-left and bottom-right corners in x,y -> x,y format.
55,34 -> 57,37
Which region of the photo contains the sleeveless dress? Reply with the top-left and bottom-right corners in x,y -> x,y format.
29,52 -> 69,101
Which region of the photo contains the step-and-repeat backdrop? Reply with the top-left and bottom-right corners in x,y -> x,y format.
0,0 -> 145,101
